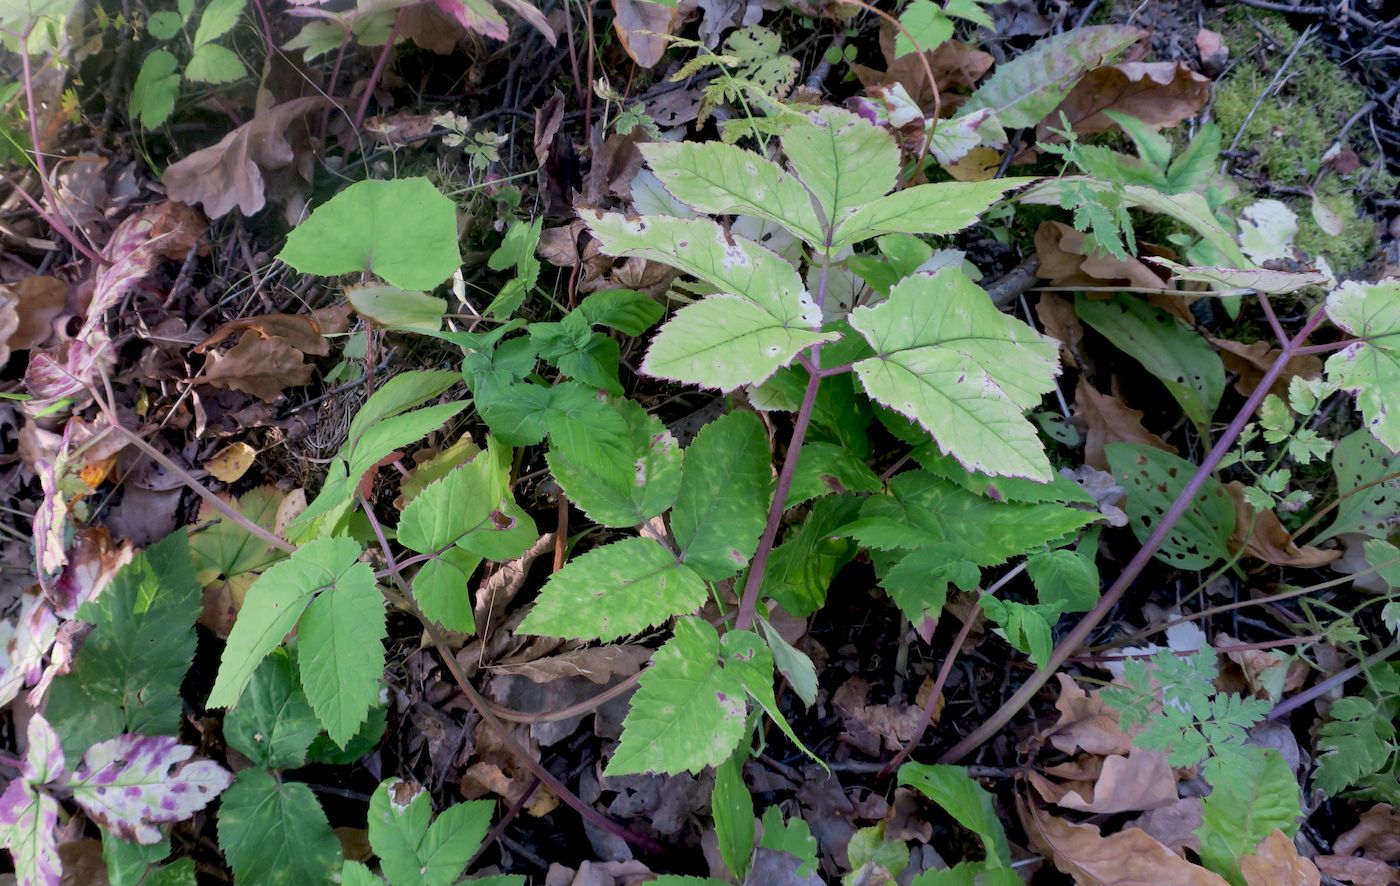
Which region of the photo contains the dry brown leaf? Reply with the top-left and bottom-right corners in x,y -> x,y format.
1226,481 -> 1340,568
204,442 -> 257,483
852,23 -> 993,112
1075,378 -> 1178,471
1036,293 -> 1084,369
1128,797 -> 1204,857
1315,855 -> 1400,885
1039,61 -> 1210,142
534,89 -> 566,168
611,0 -> 680,68
1196,28 -> 1228,76
193,330 -> 314,402
491,645 -> 652,685
1209,337 -> 1322,399
833,677 -> 922,755
1021,795 -> 1229,886
1,276 -> 67,354
1030,748 -> 1178,814
399,2 -> 461,53
1036,221 -> 1175,293
1240,830 -> 1321,886
1335,805 -> 1400,863
164,96 -> 325,218
196,312 -> 332,357
1041,673 -> 1135,756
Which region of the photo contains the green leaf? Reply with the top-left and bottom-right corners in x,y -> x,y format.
758,806 -> 818,878
576,288 -> 664,335
217,769 -> 342,886
279,178 -> 462,291
1076,294 -> 1224,430
846,823 -> 909,884
1325,279 -> 1400,451
880,546 -> 975,626
348,285 -> 447,331
582,211 -> 831,391
959,25 -> 1143,128
1107,443 -> 1234,570
398,443 -> 510,554
979,596 -> 1056,667
308,704 -> 388,765
223,648 -> 321,768
547,398 -> 684,527
895,0 -> 952,57
1027,547 -> 1099,613
640,141 -> 823,244
849,269 -> 1060,480
146,10 -> 182,38
943,0 -> 994,28
485,219 -> 543,318
1103,109 -> 1172,171
368,779 -> 492,886
671,411 -> 773,580
608,617 -> 748,775
787,441 -> 881,507
1314,695 -> 1396,796
411,547 -> 481,633
830,179 -> 1034,250
208,538 -> 364,709
47,533 -> 201,758
898,763 -> 1011,867
781,106 -> 899,230
297,564 -> 387,746
341,861 -> 384,886
517,537 -> 707,642
712,753 -> 755,882
192,0 -> 244,45
758,616 -> 818,707
721,629 -> 816,762
1196,748 -> 1301,886
103,832 -> 170,886
184,42 -> 244,83
128,50 -> 181,129
1166,122 -> 1222,193
760,494 -> 860,617
1313,429 -> 1400,542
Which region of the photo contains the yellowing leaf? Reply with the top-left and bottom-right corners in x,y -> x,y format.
205,442 -> 257,483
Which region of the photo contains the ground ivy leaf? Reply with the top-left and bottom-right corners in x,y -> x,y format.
1196,748 -> 1301,886
640,141 -> 824,244
296,563 -> 386,746
69,735 -> 232,845
208,537 -> 363,709
279,178 -> 462,291
671,411 -> 774,580
1325,278 -> 1400,450
547,398 -> 683,528
849,268 -> 1060,480
780,106 -> 899,232
830,179 -> 1035,250
217,769 -> 341,886
1076,293 -> 1224,431
223,648 -> 321,768
518,537 -> 707,642
607,618 -> 748,776
1107,443 -> 1234,570
411,547 -> 481,634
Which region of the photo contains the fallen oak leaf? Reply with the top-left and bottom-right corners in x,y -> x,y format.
1240,830 -> 1321,886
163,96 -> 326,218
191,330 -> 314,402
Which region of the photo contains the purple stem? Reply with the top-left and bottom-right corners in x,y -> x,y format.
938,304 -> 1330,763
1269,640 -> 1400,720
351,10 -> 404,132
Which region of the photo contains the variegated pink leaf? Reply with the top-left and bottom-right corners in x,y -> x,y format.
21,716 -> 65,786
70,735 -> 233,844
0,780 -> 61,886
0,590 -> 59,709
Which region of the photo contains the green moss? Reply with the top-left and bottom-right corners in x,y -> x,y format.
1294,181 -> 1375,272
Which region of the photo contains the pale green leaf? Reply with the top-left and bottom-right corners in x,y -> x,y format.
1325,278 -> 1400,451
128,50 -> 181,129
518,537 -> 707,642
758,616 -> 818,707
348,285 -> 447,331
283,21 -> 344,60
1107,443 -> 1234,570
217,769 -> 342,886
608,617 -> 748,775
368,779 -> 491,886
397,446 -> 508,554
1144,257 -> 1330,295
712,753 -> 755,882
640,141 -> 823,244
671,411 -> 773,580
895,0 -> 952,57
279,178 -> 462,291
1076,294 -> 1224,430
341,861 -> 384,886
1313,429 -> 1400,542
146,9 -> 182,38
849,269 -> 1060,480
1027,547 -> 1099,613
1196,749 -> 1301,886
192,0 -> 244,46
830,178 -> 1034,250
411,548 -> 480,633
184,42 -> 244,84
721,629 -> 816,762
898,763 -> 1011,866
758,807 -> 818,878
780,106 -> 899,229
297,564 -> 386,746
547,398 -> 683,527
224,648 -> 321,768
208,538 -> 364,709
943,0 -> 994,28
959,25 -> 1143,128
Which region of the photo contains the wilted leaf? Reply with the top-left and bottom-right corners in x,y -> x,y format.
1239,831 -> 1320,886
1314,855 -> 1400,885
1074,377 -> 1178,471
204,442 -> 257,483
197,312 -> 332,357
70,734 -> 232,844
1334,804 -> 1400,862
1226,481 -> 1340,568
611,0 -> 679,68
193,330 -> 314,402
1039,62 -> 1209,141
1147,257 -> 1330,295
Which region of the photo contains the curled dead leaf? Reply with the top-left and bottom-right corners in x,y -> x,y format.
1226,481 -> 1340,568
1041,673 -> 1135,756
1210,337 -> 1322,399
197,312 -> 332,357
1335,805 -> 1400,863
1240,830 -> 1320,886
1030,747 -> 1178,814
1315,855 -> 1400,886
1039,61 -> 1211,142
192,330 -> 314,402
0,276 -> 67,360
611,0 -> 680,68
1075,377 -> 1178,472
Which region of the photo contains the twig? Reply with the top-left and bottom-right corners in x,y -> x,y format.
1269,641 -> 1400,719
352,9 -> 405,132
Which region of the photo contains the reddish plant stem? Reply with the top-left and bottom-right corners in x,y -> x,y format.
1268,640 -> 1400,720
351,10 -> 404,132
881,601 -> 982,776
937,305 -> 1329,763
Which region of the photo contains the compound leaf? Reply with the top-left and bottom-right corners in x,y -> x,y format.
1325,278 -> 1400,451
780,106 -> 899,231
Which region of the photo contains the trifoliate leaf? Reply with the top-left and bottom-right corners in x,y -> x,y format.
297,565 -> 387,746
1325,278 -> 1400,451
671,411 -> 773,580
518,537 -> 707,642
368,779 -> 492,886
547,398 -> 683,527
1107,443 -> 1234,570
279,178 -> 462,291
608,618 -> 748,775
223,648 -> 321,768
217,769 -> 341,886
849,269 -> 1060,480
781,106 -> 899,230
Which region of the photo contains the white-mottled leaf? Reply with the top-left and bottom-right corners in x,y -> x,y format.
1238,199 -> 1298,264
1145,257 -> 1329,294
1325,278 -> 1400,451
0,780 -> 60,886
780,106 -> 899,231
70,735 -> 232,845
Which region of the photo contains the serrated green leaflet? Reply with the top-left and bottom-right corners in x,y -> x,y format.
397,441 -> 510,553
519,537 -> 706,641
347,285 -> 447,332
279,178 -> 462,291
895,0 -> 951,57
184,42 -> 244,83
1313,430 -> 1400,542
671,411 -> 773,580
368,779 -> 492,886
217,769 -> 341,886
297,564 -> 386,746
608,618 -> 748,775
1325,279 -> 1400,450
849,268 -> 1060,480
1196,749 -> 1301,886
830,179 -> 1034,249
712,753 -> 755,882
780,106 -> 899,230
898,763 -> 1011,867
721,629 -> 816,763
1076,294 -> 1223,430
208,538 -> 363,709
760,494 -> 860,617
547,398 -> 683,527
758,807 -> 818,878
576,288 -> 664,335
787,441 -> 881,507
223,649 -> 320,768
192,0 -> 243,46
1027,547 -> 1099,613
411,548 -> 480,633
129,50 -> 180,129
1107,443 -> 1234,570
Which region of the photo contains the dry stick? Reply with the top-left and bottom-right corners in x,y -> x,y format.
937,304 -> 1329,764
1268,640 -> 1400,720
